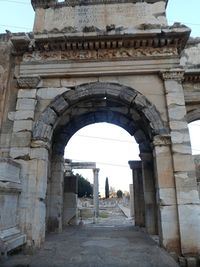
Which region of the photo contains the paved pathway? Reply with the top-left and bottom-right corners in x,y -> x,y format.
1,206 -> 179,267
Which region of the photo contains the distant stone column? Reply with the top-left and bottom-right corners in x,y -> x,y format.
140,153 -> 157,235
93,168 -> 100,217
129,184 -> 134,218
128,161 -> 145,227
63,175 -> 78,226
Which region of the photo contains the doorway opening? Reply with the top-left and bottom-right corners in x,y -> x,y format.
64,122 -> 139,227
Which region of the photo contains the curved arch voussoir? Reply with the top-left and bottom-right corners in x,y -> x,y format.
33,82 -> 166,142
186,109 -> 200,123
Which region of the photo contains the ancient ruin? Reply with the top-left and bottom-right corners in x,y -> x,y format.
0,0 -> 200,265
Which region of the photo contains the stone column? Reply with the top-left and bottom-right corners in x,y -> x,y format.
128,161 -> 145,227
129,184 -> 134,218
153,135 -> 180,254
161,70 -> 200,255
47,154 -> 64,233
140,153 -> 157,235
63,175 -> 78,225
93,168 -> 100,217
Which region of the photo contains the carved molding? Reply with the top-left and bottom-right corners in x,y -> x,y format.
23,47 -> 178,62
31,0 -> 168,9
184,72 -> 200,83
160,70 -> 185,82
17,76 -> 41,88
153,134 -> 171,146
11,28 -> 190,57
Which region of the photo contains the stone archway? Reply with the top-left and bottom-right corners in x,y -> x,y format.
30,82 -> 178,252
33,82 -> 167,143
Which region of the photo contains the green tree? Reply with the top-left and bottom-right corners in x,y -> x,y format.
76,173 -> 93,198
105,177 -> 109,198
116,190 -> 123,198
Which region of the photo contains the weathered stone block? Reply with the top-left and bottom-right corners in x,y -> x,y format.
40,107 -> 57,126
0,158 -> 21,183
176,190 -> 200,205
33,121 -> 52,141
134,94 -> 150,110
166,92 -> 185,106
170,121 -> 188,131
11,132 -> 31,147
175,172 -> 197,189
178,204 -> 200,255
15,110 -> 35,120
172,144 -> 192,154
173,154 -> 195,172
164,79 -> 184,93
13,120 -> 33,132
30,148 -> 48,161
10,147 -> 30,160
37,87 -> 70,100
18,89 -> 36,99
159,205 -> 179,253
0,195 -> 19,229
158,188 -> 177,205
154,145 -> 175,188
50,95 -> 69,115
16,98 -> 36,111
168,106 -> 186,120
171,131 -> 190,144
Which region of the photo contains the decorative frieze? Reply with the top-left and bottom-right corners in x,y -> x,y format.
22,47 -> 178,62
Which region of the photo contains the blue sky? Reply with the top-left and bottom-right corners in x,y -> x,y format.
0,0 -> 200,36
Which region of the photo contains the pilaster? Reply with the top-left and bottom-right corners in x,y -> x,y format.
140,153 -> 157,235
153,135 -> 180,254
161,70 -> 200,256
128,161 -> 145,227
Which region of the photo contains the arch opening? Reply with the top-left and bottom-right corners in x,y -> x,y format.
41,82 -> 163,239
64,123 -> 139,226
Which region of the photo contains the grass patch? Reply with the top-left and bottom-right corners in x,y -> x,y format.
99,211 -> 109,218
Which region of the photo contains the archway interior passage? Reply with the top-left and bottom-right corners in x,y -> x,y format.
64,122 -> 140,196
188,120 -> 200,155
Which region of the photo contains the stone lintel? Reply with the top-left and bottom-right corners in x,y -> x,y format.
69,162 -> 96,169
128,160 -> 142,170
31,0 -> 168,10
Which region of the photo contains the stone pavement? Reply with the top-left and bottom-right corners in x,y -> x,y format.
1,207 -> 179,267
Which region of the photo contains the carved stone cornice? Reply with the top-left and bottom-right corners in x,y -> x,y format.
160,69 -> 185,82
184,70 -> 200,83
31,0 -> 168,9
17,76 -> 41,88
11,28 -> 190,59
